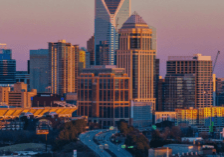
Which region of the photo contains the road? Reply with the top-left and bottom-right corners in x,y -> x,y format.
79,130 -> 111,157
95,130 -> 133,157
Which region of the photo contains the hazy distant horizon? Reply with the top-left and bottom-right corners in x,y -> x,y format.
1,0 -> 224,77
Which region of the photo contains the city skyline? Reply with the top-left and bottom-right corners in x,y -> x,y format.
0,0 -> 224,77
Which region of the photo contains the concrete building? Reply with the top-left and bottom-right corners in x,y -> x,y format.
8,82 -> 37,108
131,101 -> 153,128
117,12 -> 156,107
30,49 -> 49,93
95,0 -> 131,65
155,111 -> 176,124
0,46 -> 16,87
32,93 -> 61,107
77,65 -> 131,127
0,87 -> 11,105
0,82 -> 37,108
87,36 -> 95,65
15,71 -> 30,91
49,40 -> 79,96
166,54 -> 213,109
163,74 -> 196,111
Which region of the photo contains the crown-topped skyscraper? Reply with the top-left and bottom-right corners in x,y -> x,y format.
95,0 -> 131,65
117,12 -> 156,108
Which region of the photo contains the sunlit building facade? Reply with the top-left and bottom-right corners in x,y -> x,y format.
95,0 -> 131,65
77,65 -> 131,127
117,12 -> 156,106
176,107 -> 224,133
49,40 -> 79,96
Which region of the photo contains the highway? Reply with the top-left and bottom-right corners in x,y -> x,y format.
95,130 -> 133,157
79,130 -> 111,157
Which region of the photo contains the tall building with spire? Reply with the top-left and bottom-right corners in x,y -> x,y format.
117,12 -> 156,107
95,0 -> 131,65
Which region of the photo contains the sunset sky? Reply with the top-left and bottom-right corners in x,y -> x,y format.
0,0 -> 224,77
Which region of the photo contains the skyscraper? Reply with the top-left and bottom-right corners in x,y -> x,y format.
0,44 -> 16,86
49,40 -> 79,96
30,49 -> 49,93
95,0 -> 131,65
163,73 -> 196,111
87,36 -> 95,65
166,54 -> 213,109
117,12 -> 156,106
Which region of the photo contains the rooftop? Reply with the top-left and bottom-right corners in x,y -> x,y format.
168,54 -> 211,61
121,12 -> 149,29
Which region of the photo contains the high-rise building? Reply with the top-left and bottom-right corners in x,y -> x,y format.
79,49 -> 86,69
77,65 -> 131,127
16,71 -> 30,91
163,74 -> 196,111
95,0 -> 131,65
80,48 -> 91,69
157,76 -> 165,111
154,59 -> 160,110
0,45 -> 16,87
49,40 -> 79,96
166,54 -> 213,109
30,49 -> 49,93
117,12 -> 156,107
95,41 -> 110,65
87,36 -> 95,65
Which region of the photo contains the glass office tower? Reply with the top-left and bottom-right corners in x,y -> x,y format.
95,0 -> 131,65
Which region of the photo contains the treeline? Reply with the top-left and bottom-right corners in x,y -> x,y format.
118,121 -> 150,157
53,119 -> 87,150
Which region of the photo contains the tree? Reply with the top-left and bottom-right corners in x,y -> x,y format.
58,119 -> 87,142
170,126 -> 182,142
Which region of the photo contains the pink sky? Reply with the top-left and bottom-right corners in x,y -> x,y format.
0,0 -> 224,77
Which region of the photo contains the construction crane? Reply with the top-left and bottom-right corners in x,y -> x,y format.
203,51 -> 220,135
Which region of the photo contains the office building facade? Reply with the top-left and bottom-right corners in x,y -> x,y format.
77,65 -> 131,127
49,40 -> 79,96
131,101 -> 153,128
87,36 -> 95,65
0,46 -> 16,86
166,54 -> 213,109
216,78 -> 224,106
30,49 -> 49,93
16,71 -> 30,91
163,74 -> 196,111
0,82 -> 37,108
117,12 -> 156,106
95,0 -> 131,65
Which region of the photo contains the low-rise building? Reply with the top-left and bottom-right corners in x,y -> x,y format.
155,111 -> 176,124
175,107 -> 224,133
131,101 -> 153,128
0,82 -> 37,108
